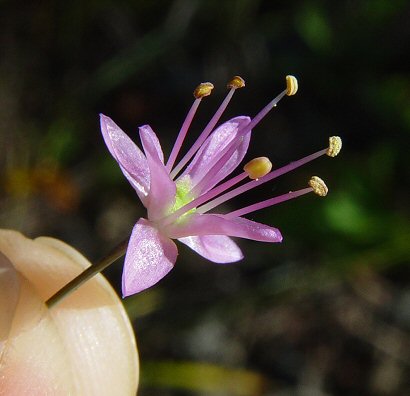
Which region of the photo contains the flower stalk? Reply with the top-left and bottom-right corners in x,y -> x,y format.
46,238 -> 128,308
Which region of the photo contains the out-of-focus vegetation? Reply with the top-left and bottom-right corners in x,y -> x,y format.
1,1 -> 409,395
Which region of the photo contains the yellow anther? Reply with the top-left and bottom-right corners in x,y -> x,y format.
244,157 -> 272,180
309,176 -> 328,197
227,76 -> 245,89
326,136 -> 342,157
286,75 -> 298,96
193,82 -> 214,99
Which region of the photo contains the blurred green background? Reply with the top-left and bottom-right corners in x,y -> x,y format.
1,1 -> 409,395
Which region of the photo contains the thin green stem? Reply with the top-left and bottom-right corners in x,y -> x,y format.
46,239 -> 128,309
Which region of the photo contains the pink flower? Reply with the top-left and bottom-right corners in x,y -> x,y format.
100,76 -> 341,297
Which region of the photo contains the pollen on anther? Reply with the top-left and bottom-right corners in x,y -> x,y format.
286,75 -> 298,96
194,82 -> 214,99
227,76 -> 245,89
309,176 -> 328,197
244,157 -> 272,179
326,136 -> 342,157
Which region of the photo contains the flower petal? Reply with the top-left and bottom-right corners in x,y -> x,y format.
180,116 -> 251,195
138,124 -> 164,163
139,125 -> 176,220
165,213 -> 283,242
178,235 -> 243,263
123,218 -> 178,296
100,114 -> 150,205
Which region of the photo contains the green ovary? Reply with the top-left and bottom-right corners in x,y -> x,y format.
170,176 -> 196,218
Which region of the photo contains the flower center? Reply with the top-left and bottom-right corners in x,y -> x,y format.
169,176 -> 196,218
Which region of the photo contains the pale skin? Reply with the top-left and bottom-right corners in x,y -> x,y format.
0,230 -> 139,395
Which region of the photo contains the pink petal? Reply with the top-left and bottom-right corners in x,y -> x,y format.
165,213 -> 283,243
180,116 -> 251,195
138,125 -> 164,163
178,235 -> 243,264
139,125 -> 176,221
122,218 -> 178,296
100,114 -> 150,205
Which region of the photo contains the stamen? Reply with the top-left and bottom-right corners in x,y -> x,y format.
226,176 -> 327,219
193,82 -> 214,99
286,75 -> 298,96
187,76 -> 296,191
243,157 -> 272,179
227,76 -> 246,89
171,75 -> 295,179
308,176 -> 328,196
196,139 -> 336,214
188,155 -> 271,217
193,76 -> 297,190
326,136 -> 342,157
166,82 -> 214,171
170,77 -> 245,179
237,75 -> 295,136
225,188 -> 312,219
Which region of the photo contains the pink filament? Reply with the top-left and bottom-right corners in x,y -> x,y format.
171,87 -> 287,179
170,88 -> 236,179
197,148 -> 327,214
166,98 -> 202,172
163,85 -> 315,223
190,89 -> 289,193
225,187 -> 312,218
244,89 -> 287,132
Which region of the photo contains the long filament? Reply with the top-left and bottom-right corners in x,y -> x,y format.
225,187 -> 312,218
170,88 -> 236,178
166,98 -> 202,171
197,148 -> 327,214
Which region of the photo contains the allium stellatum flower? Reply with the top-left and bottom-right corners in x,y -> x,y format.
100,75 -> 342,297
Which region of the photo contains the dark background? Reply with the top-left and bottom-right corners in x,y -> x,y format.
1,1 -> 409,395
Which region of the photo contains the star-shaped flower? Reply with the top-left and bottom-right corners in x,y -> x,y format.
100,76 -> 341,297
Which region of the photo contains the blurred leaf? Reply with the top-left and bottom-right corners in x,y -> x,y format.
43,118 -> 81,163
142,360 -> 267,395
363,75 -> 410,130
124,288 -> 164,318
328,225 -> 410,274
367,143 -> 396,188
295,3 -> 332,52
362,0 -> 407,24
324,192 -> 380,240
88,0 -> 200,96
